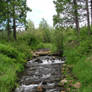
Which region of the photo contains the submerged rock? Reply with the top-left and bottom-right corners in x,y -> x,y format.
34,59 -> 43,63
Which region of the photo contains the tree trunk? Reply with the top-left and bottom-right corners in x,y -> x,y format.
13,5 -> 17,40
73,0 -> 80,33
13,18 -> 16,40
86,0 -> 91,34
7,18 -> 10,41
91,0 -> 92,25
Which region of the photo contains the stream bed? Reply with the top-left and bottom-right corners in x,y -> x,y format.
15,56 -> 64,92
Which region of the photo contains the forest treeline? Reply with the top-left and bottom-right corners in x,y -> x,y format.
0,0 -> 31,40
53,0 -> 92,34
1,0 -> 92,39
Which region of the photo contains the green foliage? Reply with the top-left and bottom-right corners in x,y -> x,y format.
36,43 -> 57,52
0,44 -> 24,92
39,18 -> 52,42
73,59 -> 92,83
17,30 -> 40,50
78,86 -> 92,92
0,0 -> 31,40
9,41 -> 32,61
64,27 -> 92,91
26,20 -> 35,31
28,35 -> 39,48
53,29 -> 63,53
0,44 -> 25,63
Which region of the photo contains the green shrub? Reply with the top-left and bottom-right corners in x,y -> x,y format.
10,41 -> 32,60
0,54 -> 24,92
28,35 -> 39,48
73,57 -> 92,83
53,29 -> 63,53
0,44 -> 25,63
78,86 -> 92,92
64,27 -> 92,92
64,48 -> 81,64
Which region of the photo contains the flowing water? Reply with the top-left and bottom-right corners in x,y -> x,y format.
15,56 -> 64,92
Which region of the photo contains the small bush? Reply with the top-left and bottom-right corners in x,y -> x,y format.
28,35 -> 39,48
0,44 -> 25,63
53,29 -> 63,54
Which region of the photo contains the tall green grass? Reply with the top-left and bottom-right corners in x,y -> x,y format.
64,27 -> 92,91
0,44 -> 25,92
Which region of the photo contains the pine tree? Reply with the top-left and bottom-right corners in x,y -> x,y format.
53,0 -> 80,33
0,0 -> 31,40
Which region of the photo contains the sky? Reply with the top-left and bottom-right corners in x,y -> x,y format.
27,0 -> 56,28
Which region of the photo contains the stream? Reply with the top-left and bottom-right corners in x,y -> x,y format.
15,55 -> 64,92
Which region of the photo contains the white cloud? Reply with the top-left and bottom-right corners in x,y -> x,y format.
27,0 -> 56,28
